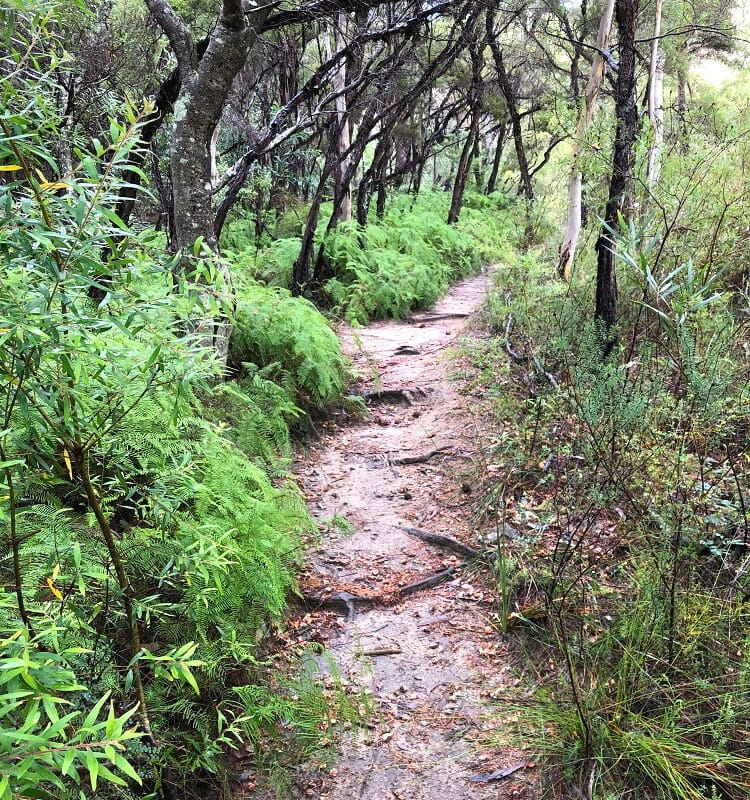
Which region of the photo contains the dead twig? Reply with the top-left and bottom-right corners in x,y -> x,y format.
468,762 -> 527,783
504,314 -> 528,363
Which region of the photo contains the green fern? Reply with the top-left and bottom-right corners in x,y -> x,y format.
229,284 -> 347,410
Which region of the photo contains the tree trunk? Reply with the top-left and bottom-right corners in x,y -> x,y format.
594,0 -> 640,331
646,0 -> 664,187
144,0 -> 272,362
485,123 -> 507,194
292,156 -> 335,295
449,41 -> 483,223
557,0 -> 615,279
448,123 -> 477,223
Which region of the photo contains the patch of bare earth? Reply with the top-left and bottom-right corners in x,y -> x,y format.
271,272 -> 539,799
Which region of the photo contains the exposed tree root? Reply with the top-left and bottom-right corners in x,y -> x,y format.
361,386 -> 427,405
392,446 -> 453,465
299,563 -> 466,618
399,565 -> 460,596
405,526 -> 484,559
297,590 -> 375,619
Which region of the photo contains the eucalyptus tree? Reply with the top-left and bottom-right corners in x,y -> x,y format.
557,0 -> 615,279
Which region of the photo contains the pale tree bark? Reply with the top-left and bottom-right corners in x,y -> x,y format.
557,0 -> 615,280
646,0 -> 664,187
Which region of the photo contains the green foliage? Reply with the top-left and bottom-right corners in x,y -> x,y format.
475,221 -> 750,800
322,192 -> 488,323
229,284 -> 348,411
0,4 -> 355,797
198,376 -> 299,468
224,190 -> 515,325
0,601 -> 143,799
225,235 -> 303,290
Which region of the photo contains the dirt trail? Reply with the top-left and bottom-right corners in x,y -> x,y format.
293,272 -> 535,800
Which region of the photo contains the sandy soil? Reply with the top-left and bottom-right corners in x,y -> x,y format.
278,272 -> 539,799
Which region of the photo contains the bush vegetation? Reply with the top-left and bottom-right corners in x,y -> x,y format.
0,9 -> 360,797
223,191 -> 515,324
472,157 -> 750,799
228,284 -> 348,410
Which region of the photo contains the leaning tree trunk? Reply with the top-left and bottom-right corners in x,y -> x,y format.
487,10 -> 533,201
594,0 -> 640,332
557,0 -> 615,279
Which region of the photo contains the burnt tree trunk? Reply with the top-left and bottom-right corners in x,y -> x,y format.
594,0 -> 640,331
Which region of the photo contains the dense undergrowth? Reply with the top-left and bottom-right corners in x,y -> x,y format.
472,169 -> 750,798
223,191 -> 514,324
0,13 -> 361,798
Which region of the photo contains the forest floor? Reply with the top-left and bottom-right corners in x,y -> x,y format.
255,271 -> 539,799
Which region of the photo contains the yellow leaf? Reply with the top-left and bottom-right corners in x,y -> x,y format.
39,181 -> 68,191
46,577 -> 63,601
0,165 -> 22,171
52,564 -> 60,581
63,449 -> 73,480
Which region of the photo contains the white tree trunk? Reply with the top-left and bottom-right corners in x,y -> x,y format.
557,0 -> 616,280
646,0 -> 664,187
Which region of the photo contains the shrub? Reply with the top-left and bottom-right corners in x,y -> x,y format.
229,284 -> 348,410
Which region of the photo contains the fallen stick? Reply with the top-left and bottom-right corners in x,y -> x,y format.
361,647 -> 402,657
392,446 -> 453,465
399,565 -> 459,596
405,527 -> 483,559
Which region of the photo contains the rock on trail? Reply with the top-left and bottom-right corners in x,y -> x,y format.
291,271 -> 537,800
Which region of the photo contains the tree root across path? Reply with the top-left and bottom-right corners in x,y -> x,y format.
360,386 -> 428,405
391,446 -> 453,465
298,564 -> 464,618
404,526 -> 486,560
299,527 -> 490,618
